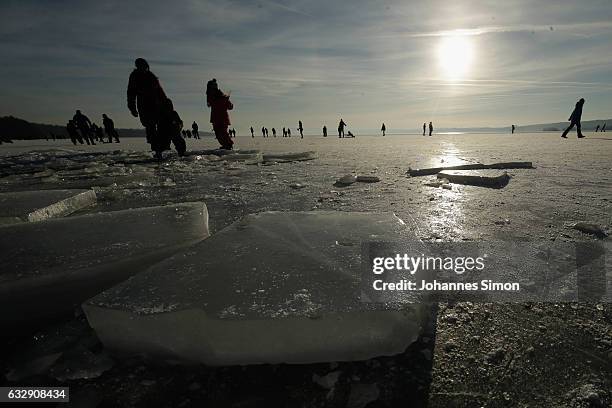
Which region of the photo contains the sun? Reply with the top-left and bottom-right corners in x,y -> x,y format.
437,35 -> 474,80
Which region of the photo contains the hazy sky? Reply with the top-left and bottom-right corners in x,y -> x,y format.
1,0 -> 611,132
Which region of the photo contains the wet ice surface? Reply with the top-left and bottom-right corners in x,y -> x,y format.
1,135 -> 609,243
1,134 -> 611,407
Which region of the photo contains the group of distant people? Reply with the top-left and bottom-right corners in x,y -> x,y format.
66,110 -> 120,146
64,59 -> 597,158
181,122 -> 201,140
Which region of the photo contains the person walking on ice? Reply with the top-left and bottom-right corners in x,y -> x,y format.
561,98 -> 585,139
192,121 -> 200,139
127,58 -> 167,154
206,78 -> 234,149
338,118 -> 347,138
102,114 -> 120,143
381,123 -> 386,136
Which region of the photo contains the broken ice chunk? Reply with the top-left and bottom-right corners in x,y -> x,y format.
0,189 -> 97,224
437,170 -> 511,188
84,211 -> 429,365
0,202 -> 209,331
263,151 -> 316,163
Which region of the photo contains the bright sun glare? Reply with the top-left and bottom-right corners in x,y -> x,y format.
437,35 -> 474,80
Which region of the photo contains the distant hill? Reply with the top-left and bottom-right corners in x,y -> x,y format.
438,118 -> 611,133
514,119 -> 610,132
0,116 -> 213,140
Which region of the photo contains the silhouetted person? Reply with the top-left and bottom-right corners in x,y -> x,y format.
511,124 -> 516,134
66,120 -> 81,145
232,128 -> 236,138
338,118 -> 346,138
127,58 -> 167,152
158,98 -> 186,158
265,127 -> 269,137
287,128 -> 291,137
187,130 -> 193,138
93,123 -> 105,142
272,127 -> 276,137
561,98 -> 585,139
347,130 -> 355,138
89,123 -> 97,142
298,120 -> 304,138
381,123 -> 386,136
602,123 -> 606,132
428,121 -> 433,136
192,121 -> 199,139
423,123 -> 426,136
73,110 -> 95,145
250,127 -> 254,138
282,127 -> 287,137
102,114 -> 120,143
323,125 -> 327,137
206,78 -> 234,150
595,124 -> 600,132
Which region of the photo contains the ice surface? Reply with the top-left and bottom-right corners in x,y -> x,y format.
0,202 -> 209,329
84,211 -> 429,365
0,189 -> 97,224
437,170 -> 511,188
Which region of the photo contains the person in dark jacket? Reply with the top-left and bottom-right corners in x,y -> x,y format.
381,123 -> 386,136
66,120 -> 82,145
338,118 -> 346,138
428,121 -> 434,136
298,120 -> 304,138
127,58 -> 167,151
192,121 -> 199,139
102,114 -> 120,143
206,79 -> 234,149
157,98 -> 186,158
561,98 -> 585,139
73,110 -> 94,145
323,125 -> 327,137
91,123 -> 104,143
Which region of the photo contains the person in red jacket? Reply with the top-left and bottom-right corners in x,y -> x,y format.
127,58 -> 167,153
206,78 -> 234,150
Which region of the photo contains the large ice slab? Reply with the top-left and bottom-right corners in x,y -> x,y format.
84,211 -> 429,366
437,170 -> 511,188
263,151 -> 317,163
408,161 -> 533,176
0,202 -> 209,332
0,189 -> 97,224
